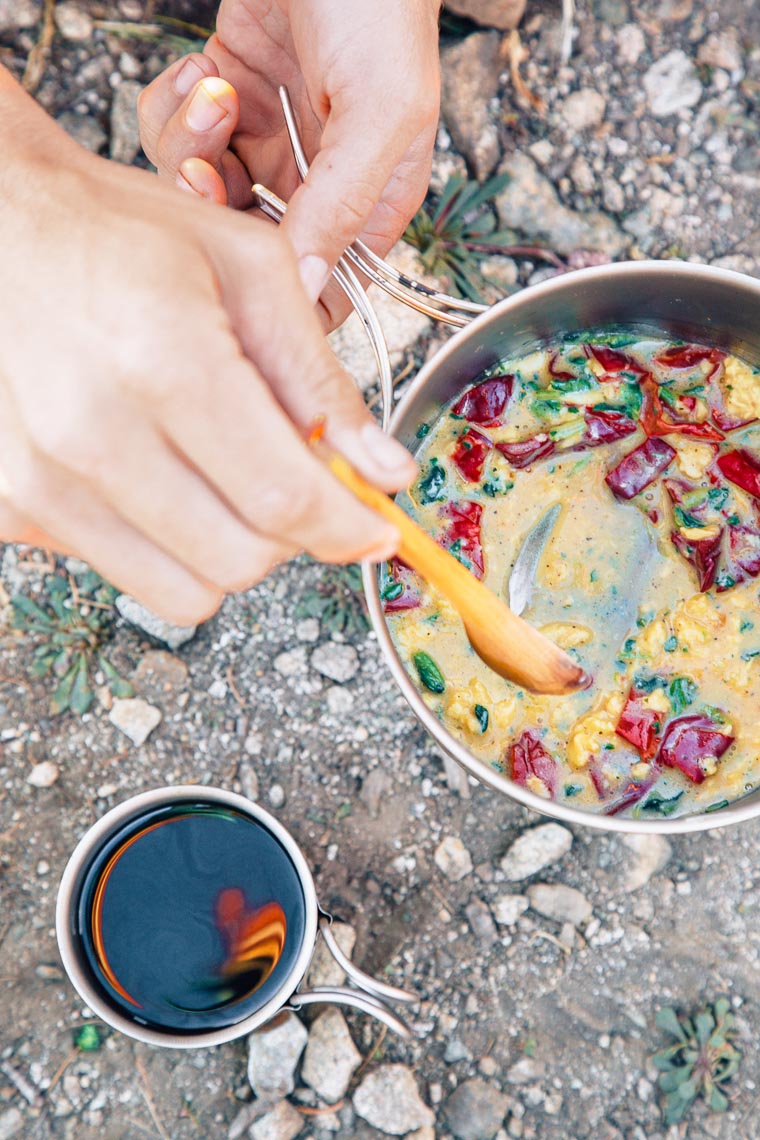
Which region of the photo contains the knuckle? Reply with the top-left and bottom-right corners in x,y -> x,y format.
29,415 -> 104,476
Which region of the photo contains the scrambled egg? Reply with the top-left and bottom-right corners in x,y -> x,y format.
566,690 -> 626,769
721,356 -> 760,422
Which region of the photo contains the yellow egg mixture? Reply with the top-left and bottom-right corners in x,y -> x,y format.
383,335 -> 760,819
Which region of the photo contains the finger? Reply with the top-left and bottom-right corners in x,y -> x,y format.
0,497 -> 72,553
4,457 -> 223,626
138,52 -> 220,166
205,221 -> 417,494
178,157 -> 228,205
155,76 -> 237,177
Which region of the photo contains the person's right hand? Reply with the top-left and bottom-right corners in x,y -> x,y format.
0,70 -> 415,624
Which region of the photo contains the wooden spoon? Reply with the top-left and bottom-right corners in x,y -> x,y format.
321,445 -> 591,696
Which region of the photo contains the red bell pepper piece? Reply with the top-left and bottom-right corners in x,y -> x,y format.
712,406 -> 757,433
451,375 -> 514,426
670,527 -> 723,592
616,689 -> 663,760
548,351 -> 576,382
716,449 -> 760,500
605,437 -> 676,499
451,429 -> 492,482
604,774 -> 659,816
640,376 -> 725,442
584,344 -> 645,374
582,408 -> 638,447
588,755 -> 658,815
654,344 -> 725,373
509,730 -> 557,797
439,500 -> 484,578
496,434 -> 555,469
728,524 -> 760,580
382,558 -> 421,613
659,714 -> 734,784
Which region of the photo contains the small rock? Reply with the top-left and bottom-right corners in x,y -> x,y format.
295,618 -> 320,642
445,1078 -> 509,1140
466,897 -> 498,947
360,769 -> 391,818
115,594 -> 196,649
27,761 -> 59,788
268,784 -> 286,810
353,1065 -> 434,1136
500,824 -> 573,882
249,1100 -> 304,1140
305,923 -> 356,989
408,1129 -> 435,1140
616,23 -> 646,66
492,894 -> 529,926
443,0 -> 526,31
247,1013 -> 308,1099
0,1108 -> 23,1140
301,1009 -> 361,1103
0,0 -> 39,31
311,643 -> 359,684
56,111 -> 106,154
444,1038 -> 472,1063
439,750 -> 471,799
35,963 -> 64,981
109,81 -> 145,165
527,883 -> 592,926
274,647 -> 309,677
561,89 -> 606,132
697,30 -> 742,73
109,698 -> 161,746
54,2 -> 92,40
132,649 -> 188,693
239,764 -> 260,802
441,32 -> 502,178
506,1057 -> 545,1085
496,154 -> 626,256
434,836 -> 473,882
479,1056 -> 499,1078
621,833 -> 672,891
643,50 -> 702,117
228,1103 -> 261,1139
326,686 -> 354,715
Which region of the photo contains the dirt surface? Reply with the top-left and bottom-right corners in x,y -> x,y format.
2,1 -> 760,1139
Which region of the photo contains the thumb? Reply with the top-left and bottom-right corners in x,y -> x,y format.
281,101 -> 415,303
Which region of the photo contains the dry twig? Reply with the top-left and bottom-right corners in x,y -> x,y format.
505,31 -> 546,115
22,0 -> 56,94
136,1056 -> 171,1140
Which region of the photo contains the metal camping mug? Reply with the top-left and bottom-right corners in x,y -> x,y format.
56,785 -> 415,1049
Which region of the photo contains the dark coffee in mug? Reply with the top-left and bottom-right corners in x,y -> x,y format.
74,801 -> 307,1033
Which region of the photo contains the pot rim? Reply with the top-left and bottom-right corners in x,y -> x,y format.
363,259 -> 760,835
55,785 -> 319,1048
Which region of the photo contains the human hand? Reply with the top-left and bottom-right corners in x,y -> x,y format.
138,0 -> 441,329
0,71 -> 415,624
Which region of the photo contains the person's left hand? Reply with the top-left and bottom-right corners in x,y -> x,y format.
138,0 -> 441,331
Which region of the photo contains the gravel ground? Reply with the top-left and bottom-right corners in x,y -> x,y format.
2,2 -> 760,1139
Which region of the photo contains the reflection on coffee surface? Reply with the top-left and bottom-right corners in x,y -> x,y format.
76,803 -> 305,1032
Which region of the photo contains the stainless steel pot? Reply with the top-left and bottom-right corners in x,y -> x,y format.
359,261 -> 760,836
56,786 -> 415,1048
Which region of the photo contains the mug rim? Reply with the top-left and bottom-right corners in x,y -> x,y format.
363,259 -> 760,835
56,785 -> 319,1049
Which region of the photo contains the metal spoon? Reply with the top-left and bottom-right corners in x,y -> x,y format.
507,503 -> 562,617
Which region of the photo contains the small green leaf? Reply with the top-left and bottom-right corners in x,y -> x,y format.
99,655 -> 134,699
74,1024 -> 101,1051
709,1087 -> 729,1113
412,652 -> 445,694
656,1007 -> 686,1041
695,1010 -> 715,1046
474,704 -> 489,733
669,676 -> 697,715
12,595 -> 55,627
50,662 -> 79,716
418,458 -> 447,503
69,654 -> 94,716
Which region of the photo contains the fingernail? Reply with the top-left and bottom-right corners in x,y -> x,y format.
186,79 -> 228,132
175,56 -> 205,97
176,166 -> 200,196
298,255 -> 329,304
361,423 -> 416,474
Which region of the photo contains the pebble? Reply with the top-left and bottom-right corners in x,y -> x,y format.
295,618 -> 320,642
249,1100 -> 304,1140
466,897 -> 498,947
496,154 -> 627,257
56,111 -> 107,154
697,30 -> 742,73
274,647 -> 308,677
311,643 -> 359,684
326,686 -> 355,715
527,883 -> 592,926
434,836 -> 473,882
109,698 -> 162,747
35,963 -> 64,981
643,50 -> 702,117
441,31 -> 502,178
26,761 -> 59,788
109,81 -> 145,164
0,0 -> 39,30
561,89 -> 606,132
268,784 -> 286,809
408,1129 -> 435,1140
617,23 -> 646,66
360,769 -> 391,818
445,1078 -> 509,1140
506,1058 -> 545,1085
115,595 -> 196,649
500,824 -> 573,882
442,0 -> 526,30
239,764 -> 260,802
301,1009 -> 362,1102
247,1013 -> 308,1099
621,834 -> 672,890
353,1065 -> 434,1135
444,1038 -> 473,1063
54,2 -> 93,41
492,894 -> 530,926
305,922 -> 356,989
0,1108 -> 23,1140
132,649 -> 188,694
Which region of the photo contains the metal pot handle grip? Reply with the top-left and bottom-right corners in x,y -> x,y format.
286,986 -> 411,1039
